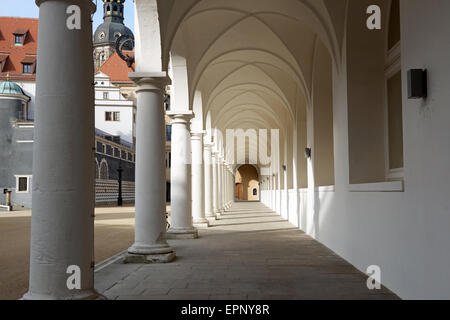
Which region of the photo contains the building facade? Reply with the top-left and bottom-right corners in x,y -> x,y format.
0,17 -> 136,209
0,81 -> 33,208
95,54 -> 136,145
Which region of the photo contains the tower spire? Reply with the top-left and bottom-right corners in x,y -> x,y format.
103,0 -> 125,23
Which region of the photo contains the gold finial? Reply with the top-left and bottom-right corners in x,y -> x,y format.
6,73 -> 10,81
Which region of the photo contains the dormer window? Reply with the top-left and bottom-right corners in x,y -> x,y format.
23,64 -> 32,74
15,35 -> 24,46
13,29 -> 28,46
21,56 -> 36,74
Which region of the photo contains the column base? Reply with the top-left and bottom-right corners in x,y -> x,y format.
22,289 -> 101,300
193,218 -> 210,228
206,215 -> 216,223
127,243 -> 174,255
124,252 -> 176,264
167,227 -> 198,239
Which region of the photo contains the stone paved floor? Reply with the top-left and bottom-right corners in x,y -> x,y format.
95,202 -> 399,300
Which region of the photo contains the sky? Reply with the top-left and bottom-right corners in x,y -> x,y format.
2,0 -> 135,32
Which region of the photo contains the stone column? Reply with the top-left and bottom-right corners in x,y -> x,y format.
24,0 -> 98,300
222,163 -> 226,210
217,157 -> 224,214
191,132 -> 209,228
166,112 -> 198,239
204,143 -> 215,222
225,166 -> 231,209
272,175 -> 277,211
224,166 -> 228,209
230,168 -> 234,205
222,162 -> 227,210
126,73 -> 175,263
212,152 -> 220,215
229,167 -> 234,206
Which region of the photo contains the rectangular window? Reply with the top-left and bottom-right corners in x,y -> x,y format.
96,141 -> 103,152
103,92 -> 109,100
23,64 -> 32,74
105,144 -> 113,155
16,175 -> 31,193
105,111 -> 120,122
166,125 -> 172,141
15,35 -> 24,45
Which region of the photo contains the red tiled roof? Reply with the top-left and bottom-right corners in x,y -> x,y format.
96,51 -> 134,84
0,17 -> 38,81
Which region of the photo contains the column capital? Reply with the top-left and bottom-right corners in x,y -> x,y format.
167,111 -> 194,124
191,131 -> 205,140
129,72 -> 171,93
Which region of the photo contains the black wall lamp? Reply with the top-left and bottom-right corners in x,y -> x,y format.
304,147 -> 312,159
407,69 -> 427,99
282,165 -> 287,172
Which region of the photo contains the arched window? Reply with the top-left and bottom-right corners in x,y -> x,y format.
99,160 -> 109,180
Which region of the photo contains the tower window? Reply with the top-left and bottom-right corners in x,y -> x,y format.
19,102 -> 28,121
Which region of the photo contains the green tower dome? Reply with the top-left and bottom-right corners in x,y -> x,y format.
0,80 -> 27,96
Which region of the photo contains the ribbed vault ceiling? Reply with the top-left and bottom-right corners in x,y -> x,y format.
160,0 -> 338,165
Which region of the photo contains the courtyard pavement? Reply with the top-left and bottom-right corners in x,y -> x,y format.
0,205 -> 163,300
95,202 -> 399,300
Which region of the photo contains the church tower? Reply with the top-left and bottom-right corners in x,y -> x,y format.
93,0 -> 134,70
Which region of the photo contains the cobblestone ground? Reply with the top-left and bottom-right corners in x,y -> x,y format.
0,205 -> 169,300
96,202 -> 399,300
